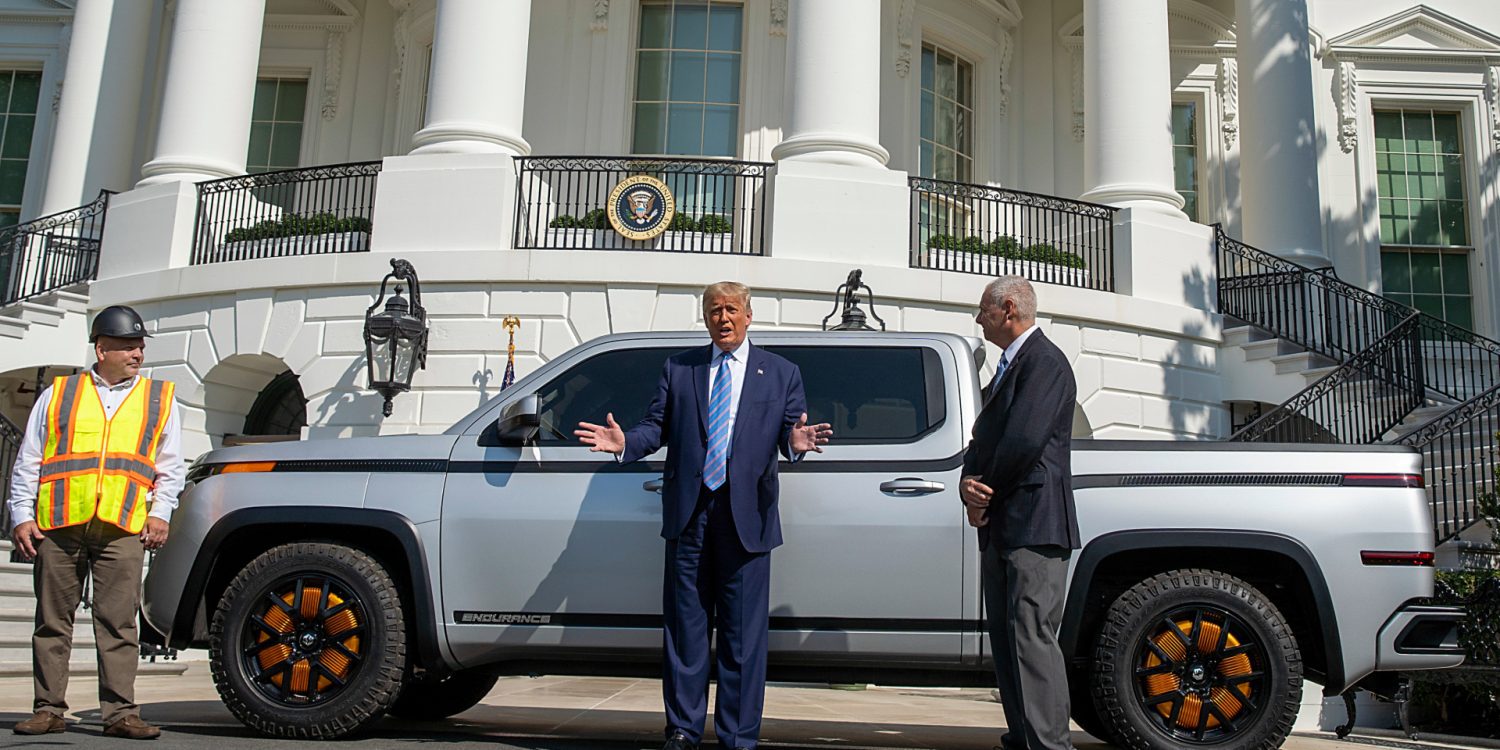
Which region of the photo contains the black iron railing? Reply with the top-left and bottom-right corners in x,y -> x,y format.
1397,386 -> 1500,543
909,177 -> 1116,292
1233,314 -> 1425,443
192,162 -> 382,265
0,192 -> 110,307
514,156 -> 770,255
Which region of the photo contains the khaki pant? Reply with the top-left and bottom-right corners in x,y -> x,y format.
31,518 -> 145,725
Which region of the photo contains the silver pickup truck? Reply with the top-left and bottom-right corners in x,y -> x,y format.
142,330 -> 1464,748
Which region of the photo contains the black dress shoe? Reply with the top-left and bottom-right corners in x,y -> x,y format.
662,731 -> 697,750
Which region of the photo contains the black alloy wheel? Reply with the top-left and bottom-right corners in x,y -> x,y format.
1131,604 -> 1268,742
241,573 -> 367,705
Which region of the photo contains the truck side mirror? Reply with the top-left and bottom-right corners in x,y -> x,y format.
494,394 -> 541,445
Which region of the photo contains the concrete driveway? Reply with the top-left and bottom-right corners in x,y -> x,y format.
0,667 -> 1461,750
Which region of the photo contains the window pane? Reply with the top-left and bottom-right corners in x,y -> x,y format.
1444,297 -> 1473,330
1439,155 -> 1463,199
921,47 -> 934,91
1373,111 -> 1403,151
1172,103 -> 1196,146
1381,251 -> 1411,293
253,79 -> 278,120
920,91 -> 933,140
1441,253 -> 1470,294
936,52 -> 956,99
1404,111 -> 1434,153
269,123 -> 301,168
1174,149 -> 1196,191
0,74 -> 11,114
1409,201 -> 1440,245
666,103 -> 703,155
247,123 -> 273,167
705,53 -> 739,104
633,102 -> 667,154
1438,200 -> 1467,245
672,3 -> 709,50
1,113 -> 32,159
936,104 -> 954,147
1410,254 -> 1442,294
639,4 -> 672,47
9,72 -> 39,115
636,51 -> 669,100
702,104 -> 737,157
934,147 -> 954,181
1412,294 -> 1444,319
0,159 -> 25,203
1433,114 -> 1461,153
669,51 -> 706,101
956,61 -> 971,107
707,4 -> 742,51
768,346 -> 944,442
276,81 -> 307,121
919,141 -> 932,178
534,348 -> 680,445
1181,192 -> 1198,223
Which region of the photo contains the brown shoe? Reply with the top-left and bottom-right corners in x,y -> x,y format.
13,710 -> 65,735
102,716 -> 161,740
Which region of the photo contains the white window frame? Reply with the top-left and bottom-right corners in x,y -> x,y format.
0,39 -> 64,222
905,3 -> 1011,186
255,50 -> 325,168
625,0 -> 748,159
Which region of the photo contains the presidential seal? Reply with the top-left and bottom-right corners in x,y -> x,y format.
607,175 -> 676,241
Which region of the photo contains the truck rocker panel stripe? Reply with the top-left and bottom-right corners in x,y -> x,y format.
453,611 -> 986,632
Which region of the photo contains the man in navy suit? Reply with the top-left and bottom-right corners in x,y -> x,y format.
576,281 -> 832,750
961,276 -> 1080,750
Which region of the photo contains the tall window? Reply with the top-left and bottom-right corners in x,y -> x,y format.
1374,109 -> 1472,329
0,70 -> 42,228
632,1 -> 742,157
919,44 -> 973,182
247,78 -> 308,174
1171,102 -> 1200,222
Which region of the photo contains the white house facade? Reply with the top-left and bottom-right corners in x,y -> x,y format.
0,0 -> 1497,554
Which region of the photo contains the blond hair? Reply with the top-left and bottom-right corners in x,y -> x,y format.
702,281 -> 752,312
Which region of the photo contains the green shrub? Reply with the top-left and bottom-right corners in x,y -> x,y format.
696,214 -> 733,233
668,213 -> 697,231
548,214 -> 580,228
1021,242 -> 1088,269
926,233 -> 959,250
581,208 -> 610,229
223,213 -> 371,243
988,236 -> 1022,257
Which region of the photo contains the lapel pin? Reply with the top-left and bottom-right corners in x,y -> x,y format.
756,368 -> 764,375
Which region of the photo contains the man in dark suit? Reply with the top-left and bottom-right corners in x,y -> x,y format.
575,281 -> 832,750
961,276 -> 1081,750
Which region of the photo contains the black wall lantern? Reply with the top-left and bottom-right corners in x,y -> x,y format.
822,268 -> 886,331
364,258 -> 429,417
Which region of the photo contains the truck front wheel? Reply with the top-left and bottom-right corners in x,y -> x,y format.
209,543 -> 407,738
1091,569 -> 1302,750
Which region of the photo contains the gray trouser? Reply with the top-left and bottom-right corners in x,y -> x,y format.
32,519 -> 145,725
981,543 -> 1073,750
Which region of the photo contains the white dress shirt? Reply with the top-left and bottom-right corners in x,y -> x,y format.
1002,324 -> 1040,371
7,368 -> 185,530
708,338 -> 751,456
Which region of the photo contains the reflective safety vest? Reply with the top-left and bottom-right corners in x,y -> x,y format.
36,374 -> 174,534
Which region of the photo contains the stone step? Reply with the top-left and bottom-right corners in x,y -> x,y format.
39,288 -> 90,314
1238,337 -> 1295,362
1223,325 -> 1274,348
13,301 -> 66,327
1270,350 -> 1339,376
0,314 -> 27,339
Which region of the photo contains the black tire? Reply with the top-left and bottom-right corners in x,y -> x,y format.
209,543 -> 407,738
1070,664 -> 1117,743
387,670 -> 500,720
1091,569 -> 1301,750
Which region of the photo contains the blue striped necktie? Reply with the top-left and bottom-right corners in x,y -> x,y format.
703,353 -> 732,490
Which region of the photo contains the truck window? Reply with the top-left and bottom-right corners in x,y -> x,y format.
767,346 -> 946,444
534,347 -> 682,445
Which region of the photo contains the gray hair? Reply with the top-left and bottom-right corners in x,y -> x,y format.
702,281 -> 751,312
983,276 -> 1037,321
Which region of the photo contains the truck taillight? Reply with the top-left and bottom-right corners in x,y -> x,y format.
1361,551 -> 1434,566
1341,474 -> 1423,488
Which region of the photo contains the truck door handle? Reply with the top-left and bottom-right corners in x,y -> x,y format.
880,477 -> 945,495
643,478 -> 664,493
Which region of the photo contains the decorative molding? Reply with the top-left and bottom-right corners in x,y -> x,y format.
894,0 -> 915,78
321,29 -> 343,120
1217,56 -> 1237,148
1068,44 -> 1084,142
1335,59 -> 1358,153
996,28 -> 1013,117
769,0 -> 787,37
52,20 -> 70,115
590,0 -> 608,32
1488,66 -> 1500,146
1327,5 -> 1500,52
390,0 -> 411,103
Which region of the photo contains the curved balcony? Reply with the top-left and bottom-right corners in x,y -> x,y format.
192,162 -> 383,265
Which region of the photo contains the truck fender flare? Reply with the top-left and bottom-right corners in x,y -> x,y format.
1059,529 -> 1344,691
171,506 -> 444,673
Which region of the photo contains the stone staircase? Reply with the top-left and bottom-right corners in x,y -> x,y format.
0,286 -> 91,374
0,540 -> 187,679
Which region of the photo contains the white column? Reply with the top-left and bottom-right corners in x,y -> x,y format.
1079,0 -> 1186,219
410,0 -> 531,155
1236,0 -> 1329,267
769,0 -> 887,166
137,0 -> 267,186
40,0 -> 153,212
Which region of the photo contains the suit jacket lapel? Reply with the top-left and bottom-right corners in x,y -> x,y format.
694,344 -> 712,436
981,331 -> 1046,413
732,345 -> 766,448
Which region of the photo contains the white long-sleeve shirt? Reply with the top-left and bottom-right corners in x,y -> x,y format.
7,369 -> 185,530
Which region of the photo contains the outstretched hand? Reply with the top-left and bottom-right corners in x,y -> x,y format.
790,412 -> 833,454
575,413 -> 625,455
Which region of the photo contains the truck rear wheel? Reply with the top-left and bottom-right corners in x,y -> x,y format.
209,543 -> 407,738
387,670 -> 499,720
1091,569 -> 1301,750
